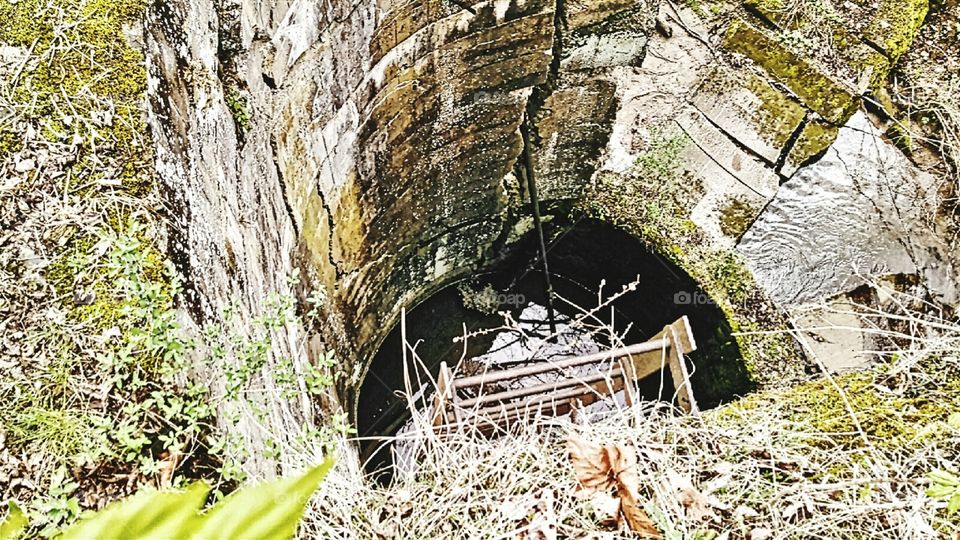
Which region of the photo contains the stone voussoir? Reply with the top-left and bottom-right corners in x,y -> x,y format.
691,64 -> 807,165
863,0 -> 929,61
723,18 -> 858,124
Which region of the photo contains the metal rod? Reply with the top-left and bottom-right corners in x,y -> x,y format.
454,339 -> 668,388
520,112 -> 557,337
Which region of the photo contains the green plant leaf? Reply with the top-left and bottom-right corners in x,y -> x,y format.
0,502 -> 28,540
927,484 -> 956,499
948,412 -> 960,430
949,493 -> 960,515
191,458 -> 334,540
59,482 -> 209,540
927,470 -> 960,487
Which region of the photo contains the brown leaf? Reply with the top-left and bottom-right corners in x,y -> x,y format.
567,434 -> 615,494
609,445 -> 661,539
566,435 -> 662,539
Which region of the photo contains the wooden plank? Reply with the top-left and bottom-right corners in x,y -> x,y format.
666,325 -> 699,413
471,377 -> 624,419
432,361 -> 452,428
448,378 -> 626,430
457,364 -> 627,408
454,339 -> 669,389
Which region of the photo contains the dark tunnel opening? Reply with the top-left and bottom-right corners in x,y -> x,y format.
355,217 -> 751,479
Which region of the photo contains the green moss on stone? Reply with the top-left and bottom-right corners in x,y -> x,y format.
743,0 -> 786,26
724,19 -> 857,123
0,129 -> 23,158
744,72 -> 808,149
886,120 -> 915,155
719,198 -> 757,239
0,0 -> 151,182
784,119 -> 839,171
715,368 -> 960,451
864,0 -> 929,60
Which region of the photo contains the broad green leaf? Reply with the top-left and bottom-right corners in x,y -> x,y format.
949,493 -> 960,515
0,502 -> 28,540
948,412 -> 960,430
927,470 -> 960,487
60,482 -> 209,540
926,484 -> 956,499
191,458 -> 334,540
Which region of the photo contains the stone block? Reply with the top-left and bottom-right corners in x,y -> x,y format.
692,65 -> 807,164
531,73 -> 619,199
864,0 -> 929,61
674,107 -> 781,247
565,0 -> 638,30
561,31 -> 647,71
723,19 -> 857,123
780,118 -> 839,177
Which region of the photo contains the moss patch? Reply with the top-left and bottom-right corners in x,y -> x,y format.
724,18 -> 857,123
716,362 -> 960,452
719,198 -> 758,239
0,0 -> 151,188
864,0 -> 930,60
783,119 -> 839,172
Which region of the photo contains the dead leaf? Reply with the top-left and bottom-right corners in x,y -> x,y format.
618,484 -> 661,539
567,434 -> 615,494
749,528 -> 773,540
567,435 -> 662,539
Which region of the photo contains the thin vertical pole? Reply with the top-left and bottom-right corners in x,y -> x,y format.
401,307 -> 412,399
520,112 -> 557,337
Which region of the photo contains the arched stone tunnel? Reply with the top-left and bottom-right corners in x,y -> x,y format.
145,0 -> 958,475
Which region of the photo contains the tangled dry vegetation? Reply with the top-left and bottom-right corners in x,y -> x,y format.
304,285 -> 960,539
890,0 -> 960,187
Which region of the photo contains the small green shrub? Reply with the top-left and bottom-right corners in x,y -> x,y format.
0,460 -> 332,540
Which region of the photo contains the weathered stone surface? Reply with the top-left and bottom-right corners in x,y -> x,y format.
790,300 -> 874,372
600,5 -> 714,174
723,19 -> 857,123
561,31 -> 648,71
738,112 -> 957,306
529,3 -> 650,200
531,72 -> 619,199
565,0 -> 638,30
779,118 -> 838,177
692,66 -> 807,164
675,107 -> 780,247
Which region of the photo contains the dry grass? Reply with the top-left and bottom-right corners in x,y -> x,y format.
895,73 -> 960,181
298,284 -> 960,539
